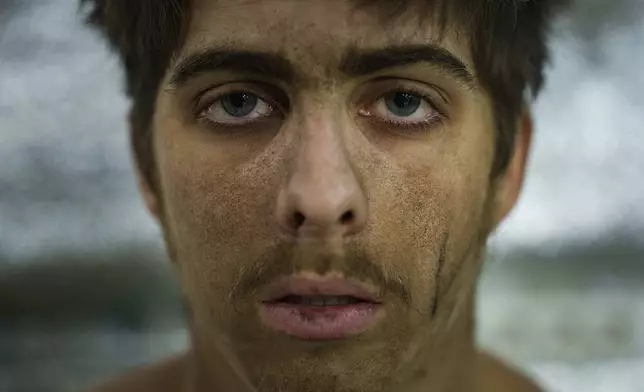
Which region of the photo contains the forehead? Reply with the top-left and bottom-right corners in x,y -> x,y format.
182,0 -> 474,74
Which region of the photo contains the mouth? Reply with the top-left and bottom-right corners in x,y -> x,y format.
258,277 -> 384,340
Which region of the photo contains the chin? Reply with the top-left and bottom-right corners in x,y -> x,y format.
220,320 -> 408,392
240,352 -> 395,392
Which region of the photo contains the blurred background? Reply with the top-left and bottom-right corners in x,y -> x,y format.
0,0 -> 642,391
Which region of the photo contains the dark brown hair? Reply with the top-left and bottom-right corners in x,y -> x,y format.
81,0 -> 568,186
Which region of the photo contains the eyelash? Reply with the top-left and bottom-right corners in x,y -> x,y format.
366,85 -> 446,130
194,89 -> 282,129
195,85 -> 447,132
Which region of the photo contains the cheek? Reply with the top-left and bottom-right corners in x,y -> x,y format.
154,125 -> 283,319
359,136 -> 491,315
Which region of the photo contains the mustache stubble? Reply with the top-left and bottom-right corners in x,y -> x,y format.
228,235 -> 421,306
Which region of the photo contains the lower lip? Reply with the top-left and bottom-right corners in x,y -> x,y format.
259,302 -> 382,340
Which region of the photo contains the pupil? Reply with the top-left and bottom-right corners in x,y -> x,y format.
386,92 -> 421,117
221,93 -> 258,117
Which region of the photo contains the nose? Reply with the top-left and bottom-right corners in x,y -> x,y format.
275,123 -> 368,238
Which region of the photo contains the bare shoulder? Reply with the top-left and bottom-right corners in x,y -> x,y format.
478,351 -> 544,392
85,354 -> 186,392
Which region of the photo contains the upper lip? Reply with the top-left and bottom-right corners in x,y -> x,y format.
260,276 -> 381,303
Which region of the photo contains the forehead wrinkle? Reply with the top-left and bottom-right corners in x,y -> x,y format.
181,0 -> 474,88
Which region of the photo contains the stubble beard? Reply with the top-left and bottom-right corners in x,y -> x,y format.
166,185 -> 498,392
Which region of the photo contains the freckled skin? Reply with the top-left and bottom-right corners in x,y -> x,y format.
88,1 -> 540,392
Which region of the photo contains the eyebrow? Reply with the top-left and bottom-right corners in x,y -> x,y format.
339,44 -> 475,88
168,44 -> 475,89
169,49 -> 295,87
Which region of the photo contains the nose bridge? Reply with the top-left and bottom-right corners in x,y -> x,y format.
276,112 -> 367,237
298,114 -> 349,195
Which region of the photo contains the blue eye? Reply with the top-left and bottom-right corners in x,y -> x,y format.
220,92 -> 259,117
384,92 -> 422,117
199,90 -> 276,126
358,87 -> 441,130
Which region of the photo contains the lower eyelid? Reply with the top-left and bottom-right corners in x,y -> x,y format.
370,98 -> 436,118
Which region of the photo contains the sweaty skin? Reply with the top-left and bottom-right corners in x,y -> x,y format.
88,1 -> 541,391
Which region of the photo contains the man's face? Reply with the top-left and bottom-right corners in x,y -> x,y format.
146,1 -> 527,391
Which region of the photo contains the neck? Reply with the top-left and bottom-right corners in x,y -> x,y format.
182,330 -> 257,392
396,295 -> 478,392
392,243 -> 482,392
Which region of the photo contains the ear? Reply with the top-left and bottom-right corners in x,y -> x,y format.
490,110 -> 533,229
135,165 -> 162,221
128,113 -> 162,222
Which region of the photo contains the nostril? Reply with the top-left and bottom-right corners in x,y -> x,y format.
293,211 -> 306,228
288,210 -> 356,231
340,210 -> 354,225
